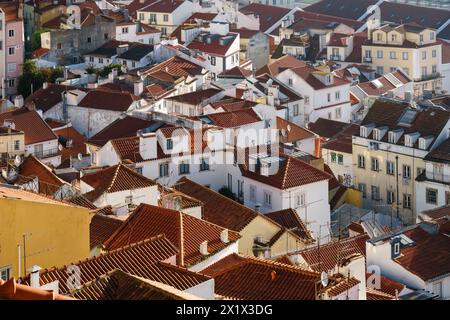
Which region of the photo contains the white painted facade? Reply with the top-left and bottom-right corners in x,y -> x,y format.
188,241 -> 239,272
115,23 -> 161,45
24,139 -> 61,167
322,147 -> 353,187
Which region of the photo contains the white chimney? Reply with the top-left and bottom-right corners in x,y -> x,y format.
220,229 -> 229,243
43,82 -> 49,89
138,131 -> 157,160
134,81 -> 144,96
200,240 -> 208,255
14,95 -> 24,108
29,265 -> 42,288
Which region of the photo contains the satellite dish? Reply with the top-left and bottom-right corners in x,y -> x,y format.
320,271 -> 329,287
58,144 -> 63,151
77,153 -> 83,161
14,155 -> 22,167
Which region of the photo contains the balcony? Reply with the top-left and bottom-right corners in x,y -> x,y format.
33,148 -> 60,160
416,72 -> 441,82
418,170 -> 450,184
363,57 -> 372,63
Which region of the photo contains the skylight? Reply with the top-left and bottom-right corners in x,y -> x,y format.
398,109 -> 418,127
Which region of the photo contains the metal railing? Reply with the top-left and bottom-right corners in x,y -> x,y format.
32,148 -> 60,160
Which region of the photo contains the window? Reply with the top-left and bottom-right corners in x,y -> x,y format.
377,50 -> 383,58
358,155 -> 365,169
420,34 -> 424,42
386,161 -> 395,175
125,195 -> 133,204
403,165 -> 411,179
210,56 -> 216,66
159,163 -> 169,177
390,67 -> 396,73
249,185 -> 256,202
139,13 -> 144,21
335,107 -> 342,119
422,51 -> 427,60
403,194 -> 412,209
227,173 -> 232,191
331,152 -> 337,163
288,78 -> 293,86
14,140 -> 20,150
166,139 -> 173,150
295,192 -> 305,208
446,191 -> 450,206
304,114 -> 309,122
293,104 -> 299,116
430,32 -> 435,41
179,162 -> 190,175
163,14 -> 168,22
376,66 -> 384,75
34,144 -> 43,157
161,27 -> 167,35
327,93 -> 331,102
87,37 -> 91,43
417,167 -> 425,177
371,185 -> 380,201
422,66 -> 427,77
8,29 -> 14,37
358,183 -> 366,198
389,51 -> 396,59
335,91 -> 340,100
377,33 -> 382,41
132,61 -> 136,68
432,65 -> 437,74
199,158 -> 209,171
150,14 -> 156,22
99,58 -> 103,64
8,79 -> 14,88
264,191 -> 272,208
122,27 -> 128,34
89,56 -> 94,62
104,33 -> 109,40
387,190 -> 395,204
373,129 -> 381,141
0,266 -> 11,280
136,167 -> 143,175
433,282 -> 442,298
7,63 -> 16,72
403,68 -> 409,75
391,34 -> 397,42
432,49 -> 437,58
337,154 -> 343,165
394,242 -> 400,255
371,157 -> 379,172
304,96 -> 309,104
426,188 -> 438,205
8,46 -> 15,55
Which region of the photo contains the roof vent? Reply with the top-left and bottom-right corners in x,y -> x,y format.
220,229 -> 229,243
200,241 -> 208,255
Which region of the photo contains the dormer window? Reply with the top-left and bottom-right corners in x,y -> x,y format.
360,126 -> 368,137
404,135 -> 413,147
373,129 -> 381,141
388,131 -> 395,143
167,139 -> 173,150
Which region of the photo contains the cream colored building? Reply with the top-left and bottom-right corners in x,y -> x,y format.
352,99 -> 450,226
362,24 -> 443,97
0,126 -> 24,160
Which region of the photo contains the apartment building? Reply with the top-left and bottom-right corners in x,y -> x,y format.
352,99 -> 450,225
0,1 -> 24,98
362,24 -> 443,98
136,0 -> 193,38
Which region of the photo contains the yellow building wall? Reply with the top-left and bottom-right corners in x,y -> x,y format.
38,6 -> 67,27
0,198 -> 92,279
0,133 -> 24,155
352,144 -> 425,225
345,188 -> 363,208
238,215 -> 307,257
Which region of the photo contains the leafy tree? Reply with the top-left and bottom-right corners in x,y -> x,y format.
17,60 -> 65,98
30,29 -> 48,52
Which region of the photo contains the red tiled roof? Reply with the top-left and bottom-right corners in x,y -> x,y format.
393,225 -> 450,281
0,109 -> 57,145
239,151 -> 332,190
105,204 -> 241,266
81,164 -> 156,202
277,117 -> 315,143
240,3 -> 290,33
219,66 -> 253,78
86,116 -> 163,147
304,0 -> 377,20
25,84 -> 82,113
21,235 -> 210,293
200,108 -> 262,128
165,88 -> 222,105
265,209 -> 313,241
173,177 -> 258,231
308,118 -> 359,140
68,195 -> 97,209
202,253 -> 324,300
290,65 -> 351,90
90,214 -> 123,249
78,90 -> 137,112
18,155 -> 67,195
31,47 -> 50,59
110,136 -> 144,163
138,0 -> 184,13
256,55 -> 306,77
139,56 -> 204,79
53,126 -> 86,162
187,33 -> 238,56
292,234 -> 369,272
208,97 -> 258,112
345,31 -> 368,63
366,273 -> 405,297
0,278 -> 74,300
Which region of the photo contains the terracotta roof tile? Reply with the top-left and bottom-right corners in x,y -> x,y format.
0,109 -> 58,145
165,88 -> 222,105
81,164 -> 156,202
202,253 -> 324,300
256,55 -> 306,77
240,3 -> 290,33
304,0 -> 377,20
90,214 -> 124,249
0,278 -> 74,300
53,126 -> 86,162
366,273 -> 405,297
78,90 -> 137,112
21,235 -> 210,293
25,84 -> 82,113
291,234 -> 369,272
277,117 -> 315,143
265,209 -> 313,241
198,108 -> 262,128
105,204 -> 240,266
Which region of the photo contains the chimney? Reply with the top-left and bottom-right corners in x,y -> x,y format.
29,265 -> 42,288
199,241 -> 208,255
138,131 -> 157,160
14,95 -> 24,108
220,229 -> 229,243
134,81 -> 144,96
43,82 -> 49,89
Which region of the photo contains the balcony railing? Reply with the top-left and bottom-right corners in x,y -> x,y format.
424,171 -> 450,184
363,57 -> 372,63
330,54 -> 342,61
417,72 -> 441,82
33,148 -> 60,160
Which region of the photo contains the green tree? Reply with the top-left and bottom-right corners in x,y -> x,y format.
17,61 -> 65,98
